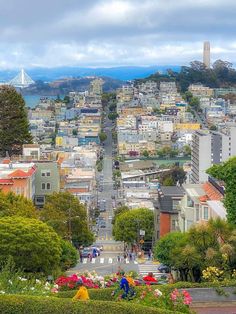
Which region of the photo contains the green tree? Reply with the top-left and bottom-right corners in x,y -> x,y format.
0,191 -> 38,219
108,112 -> 118,120
142,150 -> 149,157
0,217 -> 62,274
72,129 -> 78,136
113,208 -> 154,244
183,145 -> 191,156
207,157 -> 236,224
189,97 -> 200,111
0,86 -> 32,156
112,205 -> 129,224
163,176 -> 175,186
41,192 -> 94,246
60,240 -> 78,270
99,132 -> 107,142
63,95 -> 70,104
154,232 -> 187,267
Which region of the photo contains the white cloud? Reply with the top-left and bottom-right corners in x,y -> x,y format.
0,0 -> 236,68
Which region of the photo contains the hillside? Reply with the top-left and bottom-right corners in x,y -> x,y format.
21,76 -> 124,95
137,60 -> 236,92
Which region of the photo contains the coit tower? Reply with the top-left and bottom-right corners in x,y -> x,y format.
203,41 -> 210,68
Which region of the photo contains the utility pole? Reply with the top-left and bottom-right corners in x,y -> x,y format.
68,207 -> 72,243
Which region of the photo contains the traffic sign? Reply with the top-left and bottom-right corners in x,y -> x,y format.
139,239 -> 144,244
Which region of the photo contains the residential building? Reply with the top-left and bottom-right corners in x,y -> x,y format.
154,186 -> 185,240
191,127 -> 236,183
34,161 -> 60,207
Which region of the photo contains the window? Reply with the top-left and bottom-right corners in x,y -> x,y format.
203,207 -> 209,220
42,183 -> 51,190
187,195 -> 194,207
172,199 -> 179,210
41,170 -> 51,177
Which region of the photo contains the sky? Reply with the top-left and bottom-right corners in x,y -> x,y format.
0,0 -> 236,69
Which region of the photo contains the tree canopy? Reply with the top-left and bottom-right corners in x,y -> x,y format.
0,217 -> 62,274
0,86 -> 32,156
137,59 -> 236,92
154,218 -> 235,282
113,208 -> 154,244
41,192 -> 94,247
0,191 -> 38,219
207,157 -> 236,224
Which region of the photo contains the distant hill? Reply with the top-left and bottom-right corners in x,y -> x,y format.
0,65 -> 180,83
21,76 -> 124,96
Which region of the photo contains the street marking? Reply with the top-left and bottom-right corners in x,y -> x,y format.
83,258 -> 87,264
91,258 -> 95,264
108,258 -> 113,264
100,258 -> 104,264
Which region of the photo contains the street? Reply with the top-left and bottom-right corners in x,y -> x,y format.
68,109 -> 161,277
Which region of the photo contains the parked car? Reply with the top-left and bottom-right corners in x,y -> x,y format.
81,248 -> 92,258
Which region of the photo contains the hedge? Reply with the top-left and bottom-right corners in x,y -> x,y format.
0,295 -> 179,314
57,280 -> 236,300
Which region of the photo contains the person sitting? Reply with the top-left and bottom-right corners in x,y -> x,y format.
143,272 -> 157,283
72,278 -> 89,301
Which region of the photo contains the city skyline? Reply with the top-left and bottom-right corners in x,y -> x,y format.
0,0 -> 236,69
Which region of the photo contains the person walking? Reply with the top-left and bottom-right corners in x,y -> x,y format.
123,252 -> 127,263
72,278 -> 89,301
117,255 -> 121,263
113,271 -> 130,299
129,251 -> 132,262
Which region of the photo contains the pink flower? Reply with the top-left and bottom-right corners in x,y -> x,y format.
51,287 -> 58,293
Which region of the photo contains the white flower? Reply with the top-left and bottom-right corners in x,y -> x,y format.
0,291 -> 5,294
53,284 -> 59,289
154,289 -> 163,296
44,286 -> 50,291
30,287 -> 35,291
18,277 -> 27,281
8,280 -> 13,285
36,279 -> 41,284
45,282 -> 50,287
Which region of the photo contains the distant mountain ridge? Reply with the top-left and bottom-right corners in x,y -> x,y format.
0,65 -> 181,82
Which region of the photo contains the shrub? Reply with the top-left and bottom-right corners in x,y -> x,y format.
60,240 -> 78,271
0,217 -> 62,274
0,295 -> 179,314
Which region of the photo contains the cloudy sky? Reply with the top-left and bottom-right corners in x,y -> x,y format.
0,0 -> 236,68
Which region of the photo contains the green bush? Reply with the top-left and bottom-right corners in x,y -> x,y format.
60,240 -> 78,270
0,295 -> 179,314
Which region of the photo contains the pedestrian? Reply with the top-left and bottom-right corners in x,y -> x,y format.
132,252 -> 136,261
79,250 -> 83,263
112,271 -> 130,299
123,252 -> 127,263
89,253 -> 92,262
117,255 -> 121,263
129,251 -> 132,261
148,249 -> 152,260
72,278 -> 89,301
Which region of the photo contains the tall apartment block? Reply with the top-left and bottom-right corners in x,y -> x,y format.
191,127 -> 236,183
203,41 -> 210,68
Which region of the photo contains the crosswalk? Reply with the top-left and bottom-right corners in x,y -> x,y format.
138,261 -> 160,277
80,257 -> 138,265
97,236 -> 113,241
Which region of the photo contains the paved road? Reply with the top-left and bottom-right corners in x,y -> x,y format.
69,107 -> 125,275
